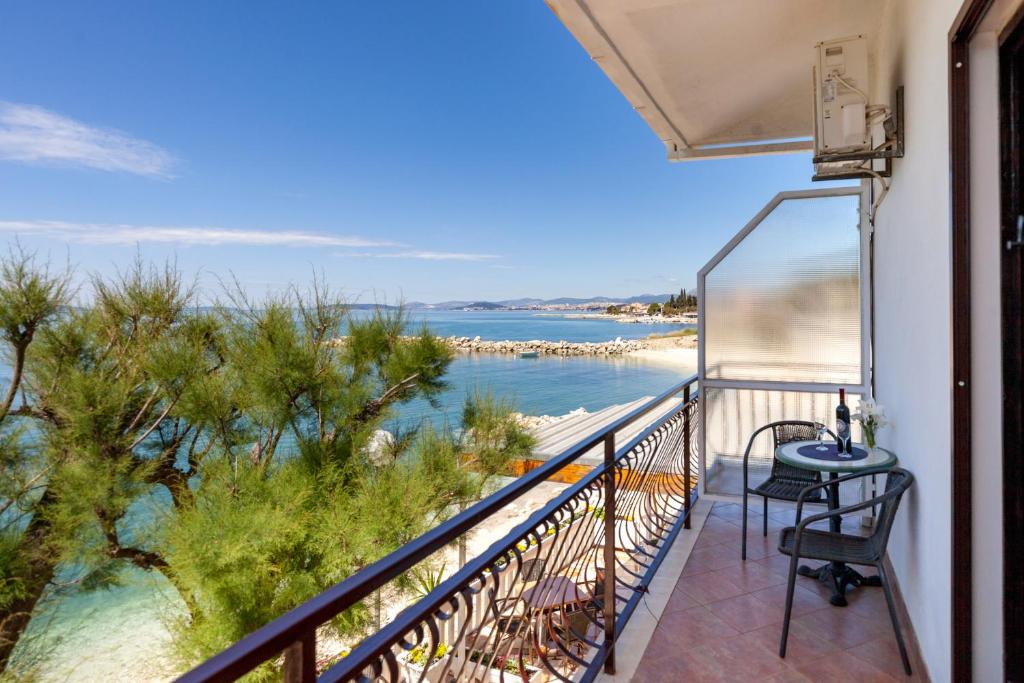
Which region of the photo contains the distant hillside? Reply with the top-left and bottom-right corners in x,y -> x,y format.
408,293 -> 678,310
347,303 -> 401,310
540,294 -> 672,306
461,301 -> 506,310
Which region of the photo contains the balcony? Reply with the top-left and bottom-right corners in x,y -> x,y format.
176,372 -> 922,682
176,160 -> 916,683
629,501 -> 923,682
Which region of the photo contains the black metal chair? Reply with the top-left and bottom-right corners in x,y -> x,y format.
468,596 -> 531,661
741,421 -> 833,560
553,608 -> 596,657
583,567 -> 605,614
777,467 -> 915,676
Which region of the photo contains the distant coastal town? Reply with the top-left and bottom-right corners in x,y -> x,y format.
410,287 -> 699,317
541,310 -> 696,324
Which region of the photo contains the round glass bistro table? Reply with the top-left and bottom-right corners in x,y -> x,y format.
775,441 -> 897,606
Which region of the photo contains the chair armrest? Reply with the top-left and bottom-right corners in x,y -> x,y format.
794,467 -> 892,522
790,476 -> 905,554
488,596 -> 523,622
796,468 -> 889,499
788,497 -> 883,559
742,424 -> 777,490
796,497 -> 885,531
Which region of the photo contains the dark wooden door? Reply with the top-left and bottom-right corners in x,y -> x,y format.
1001,14 -> 1024,683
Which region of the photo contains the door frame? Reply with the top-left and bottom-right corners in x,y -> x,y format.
999,9 -> 1024,680
951,1 -> 1024,680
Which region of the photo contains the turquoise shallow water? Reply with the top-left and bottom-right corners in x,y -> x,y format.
7,312 -> 694,681
396,352 -> 690,428
359,311 -> 695,427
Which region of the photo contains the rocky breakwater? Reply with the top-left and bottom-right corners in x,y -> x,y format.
443,336 -> 648,356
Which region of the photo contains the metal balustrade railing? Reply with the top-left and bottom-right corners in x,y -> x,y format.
178,375 -> 699,683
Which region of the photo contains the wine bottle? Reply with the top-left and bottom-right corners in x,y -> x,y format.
835,388 -> 851,453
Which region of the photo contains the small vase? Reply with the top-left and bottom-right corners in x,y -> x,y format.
865,432 -> 876,450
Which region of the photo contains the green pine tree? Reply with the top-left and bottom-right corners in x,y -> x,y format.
0,251 -> 535,679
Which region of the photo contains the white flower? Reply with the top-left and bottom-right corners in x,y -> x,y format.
854,399 -> 888,429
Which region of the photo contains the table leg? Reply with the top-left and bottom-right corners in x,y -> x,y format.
827,473 -> 841,532
796,472 -> 881,606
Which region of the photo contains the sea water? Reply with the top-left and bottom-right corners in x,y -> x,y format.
396,352 -> 691,427
357,310 -> 696,425
6,311 -> 694,681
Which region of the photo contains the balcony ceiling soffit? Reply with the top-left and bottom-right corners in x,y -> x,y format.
546,0 -> 887,160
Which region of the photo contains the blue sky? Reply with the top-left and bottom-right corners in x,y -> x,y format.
0,2 -> 834,303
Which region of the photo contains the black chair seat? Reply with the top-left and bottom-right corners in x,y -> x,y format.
773,461 -> 821,486
753,478 -> 826,502
778,527 -> 880,565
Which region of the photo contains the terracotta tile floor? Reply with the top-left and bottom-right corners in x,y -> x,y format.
630,501 -> 925,682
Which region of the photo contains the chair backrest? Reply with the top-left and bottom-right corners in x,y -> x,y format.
561,609 -> 594,643
743,421 -> 823,467
592,567 -> 605,598
521,557 -> 545,582
769,422 -> 821,481
771,422 -> 819,449
871,468 -> 915,553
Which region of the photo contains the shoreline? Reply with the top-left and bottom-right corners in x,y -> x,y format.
627,344 -> 698,370
440,334 -> 697,360
533,312 -> 696,324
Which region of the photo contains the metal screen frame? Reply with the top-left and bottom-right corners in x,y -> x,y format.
696,184 -> 871,494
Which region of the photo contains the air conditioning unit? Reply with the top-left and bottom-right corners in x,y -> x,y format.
810,36 -> 903,190
813,36 -> 871,156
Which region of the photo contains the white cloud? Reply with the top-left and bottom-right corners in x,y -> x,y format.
0,102 -> 176,178
0,219 -> 399,248
339,250 -> 499,262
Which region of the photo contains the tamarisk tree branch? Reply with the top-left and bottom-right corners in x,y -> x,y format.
352,372 -> 421,424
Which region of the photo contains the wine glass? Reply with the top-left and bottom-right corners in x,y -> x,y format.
815,423 -> 828,451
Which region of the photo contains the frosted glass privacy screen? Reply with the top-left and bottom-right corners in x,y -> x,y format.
702,193 -> 862,385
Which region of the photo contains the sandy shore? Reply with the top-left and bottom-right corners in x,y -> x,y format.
626,336 -> 698,370
628,346 -> 697,370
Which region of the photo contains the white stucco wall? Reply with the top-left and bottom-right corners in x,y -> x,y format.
870,1 -> 965,681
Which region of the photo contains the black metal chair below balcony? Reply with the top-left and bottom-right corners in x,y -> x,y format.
521,557 -> 546,583
553,608 -> 598,658
778,467 -> 915,676
466,596 -> 532,663
741,421 -> 833,560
